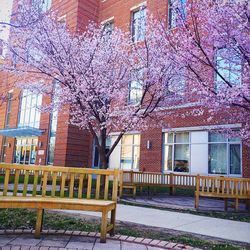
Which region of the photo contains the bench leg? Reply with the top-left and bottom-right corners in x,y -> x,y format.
35,209 -> 44,238
100,209 -> 108,243
224,198 -> 228,211
195,192 -> 199,209
110,208 -> 116,236
133,186 -> 136,198
235,198 -> 239,212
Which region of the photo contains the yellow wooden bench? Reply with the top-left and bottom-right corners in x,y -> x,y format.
0,164 -> 120,243
195,175 -> 250,211
119,171 -> 196,197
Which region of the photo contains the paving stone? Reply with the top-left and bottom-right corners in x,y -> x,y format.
6,230 -> 15,234
14,230 -> 23,234
0,235 -> 17,247
8,236 -> 41,247
2,246 -> 12,250
29,247 -> 40,250
70,236 -> 95,243
121,241 -> 147,250
72,231 -> 81,236
150,240 -> 161,246
119,235 -> 128,241
55,230 -> 65,235
38,240 -> 67,248
43,235 -> 70,242
0,230 -> 5,235
134,237 -> 144,243
94,239 -> 120,249
20,246 -> 31,250
11,246 -> 21,250
165,242 -> 177,248
157,241 -> 169,247
39,247 -> 50,250
126,236 -> 136,242
64,231 -> 73,235
87,232 -> 96,237
174,244 -> 186,249
80,232 -> 89,236
141,238 -> 152,244
49,248 -> 59,250
66,241 -> 94,250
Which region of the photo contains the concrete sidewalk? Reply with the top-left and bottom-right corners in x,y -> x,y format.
58,204 -> 250,244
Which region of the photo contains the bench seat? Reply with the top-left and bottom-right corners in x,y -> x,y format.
0,196 -> 116,212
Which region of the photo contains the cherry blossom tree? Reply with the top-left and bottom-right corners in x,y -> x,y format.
163,0 -> 250,141
1,3 -> 184,169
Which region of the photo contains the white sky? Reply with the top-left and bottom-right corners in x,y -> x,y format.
0,0 -> 13,41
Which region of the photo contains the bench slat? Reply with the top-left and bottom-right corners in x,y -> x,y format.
87,174 -> 92,199
60,172 -> 66,198
23,170 -> 30,197
69,173 -> 75,198
78,173 -> 84,199
32,170 -> 39,197
42,171 -> 48,197
3,169 -> 10,196
13,169 -> 20,196
95,175 -> 101,200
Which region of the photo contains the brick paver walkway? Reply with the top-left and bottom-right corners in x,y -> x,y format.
0,231 -> 201,250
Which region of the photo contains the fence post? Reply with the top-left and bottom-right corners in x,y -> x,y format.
195,174 -> 200,209
169,172 -> 173,195
119,170 -> 123,198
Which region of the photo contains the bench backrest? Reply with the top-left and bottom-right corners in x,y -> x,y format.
196,175 -> 250,197
122,171 -> 196,188
0,164 -> 120,201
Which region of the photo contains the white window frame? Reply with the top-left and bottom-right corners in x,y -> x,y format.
163,132 -> 191,173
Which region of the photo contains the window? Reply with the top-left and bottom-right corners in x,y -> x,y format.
131,8 -> 146,42
208,133 -> 241,175
47,82 -> 60,165
215,48 -> 242,90
32,0 -> 52,13
121,134 -> 140,170
168,0 -> 187,29
163,132 -> 190,172
0,93 -> 13,163
14,137 -> 38,165
0,137 -> 7,163
128,69 -> 143,105
167,68 -> 186,94
18,90 -> 42,129
103,21 -> 114,36
5,93 -> 13,128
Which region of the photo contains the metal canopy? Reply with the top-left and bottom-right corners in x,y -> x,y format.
0,127 -> 44,137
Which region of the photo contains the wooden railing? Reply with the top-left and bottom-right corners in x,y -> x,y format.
0,163 -> 119,201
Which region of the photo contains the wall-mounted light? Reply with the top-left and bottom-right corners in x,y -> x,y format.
38,141 -> 43,148
146,140 -> 152,150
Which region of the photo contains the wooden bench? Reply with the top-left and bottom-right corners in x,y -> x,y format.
119,171 -> 196,197
0,164 -> 120,243
195,175 -> 250,211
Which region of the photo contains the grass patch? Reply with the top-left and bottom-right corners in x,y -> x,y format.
0,208 -> 248,250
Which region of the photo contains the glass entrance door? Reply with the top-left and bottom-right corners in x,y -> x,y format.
14,137 -> 38,164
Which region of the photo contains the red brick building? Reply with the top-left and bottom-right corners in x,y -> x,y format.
0,0 -> 249,178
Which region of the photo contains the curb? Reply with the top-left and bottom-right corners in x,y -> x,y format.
0,229 -> 202,250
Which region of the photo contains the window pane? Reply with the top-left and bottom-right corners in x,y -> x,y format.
164,133 -> 173,143
209,132 -> 227,142
133,134 -> 140,145
164,145 -> 173,171
122,135 -> 133,145
208,143 -> 227,174
121,145 -> 133,169
175,132 -> 189,143
132,8 -> 146,42
133,145 -> 140,169
174,144 -> 189,172
230,144 -> 241,175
